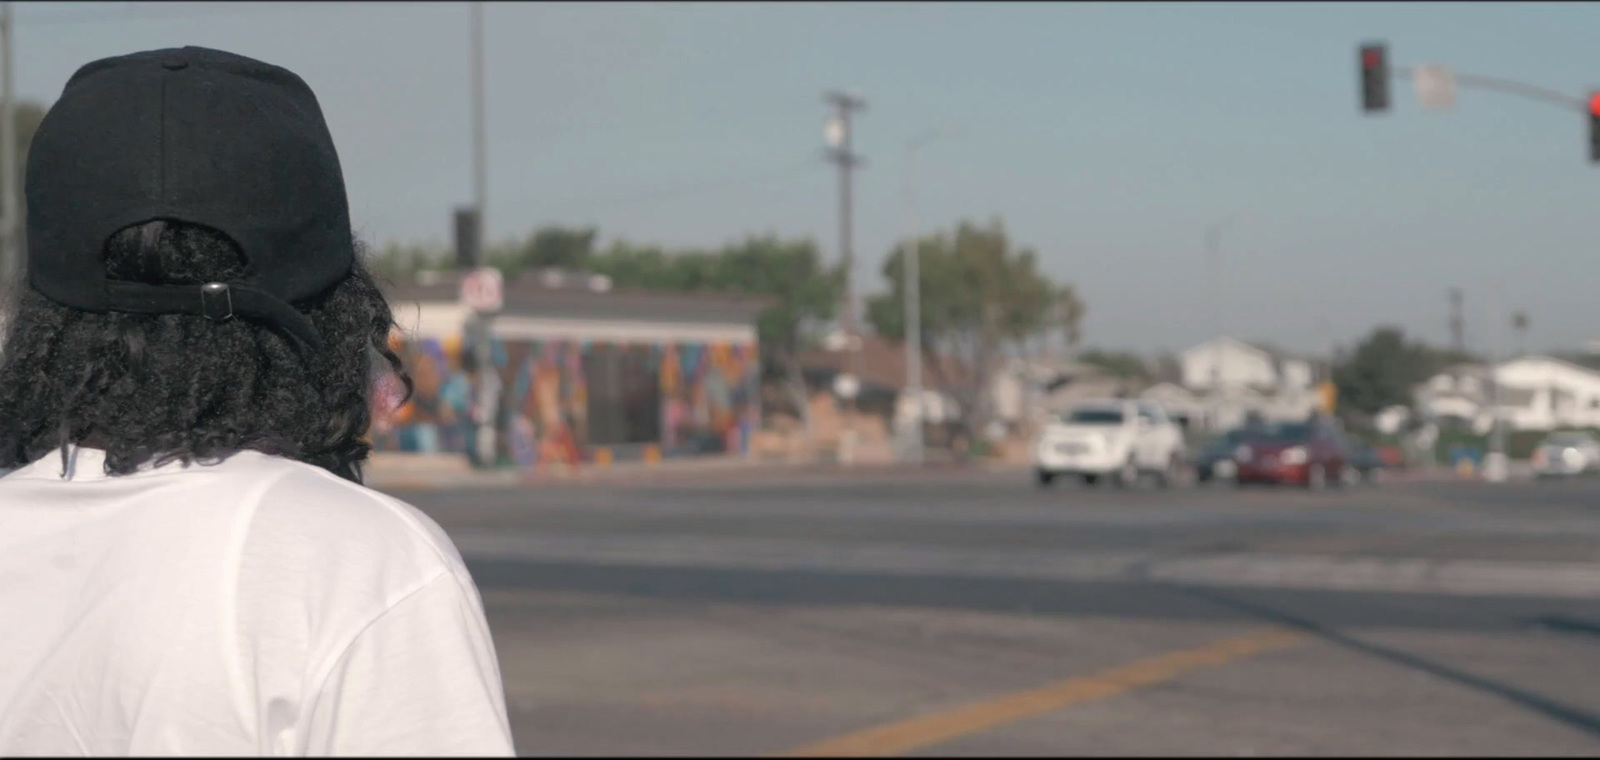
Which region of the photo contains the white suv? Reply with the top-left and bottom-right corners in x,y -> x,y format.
1034,400 -> 1187,488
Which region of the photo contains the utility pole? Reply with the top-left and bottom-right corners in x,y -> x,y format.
0,1 -> 16,288
824,90 -> 865,462
1449,288 -> 1464,355
468,0 -> 498,469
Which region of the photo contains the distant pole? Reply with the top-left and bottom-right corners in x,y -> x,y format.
1449,288 -> 1464,355
470,0 -> 487,232
1484,280 -> 1507,482
1207,225 -> 1223,430
0,1 -> 16,288
469,0 -> 497,469
1315,317 -> 1331,384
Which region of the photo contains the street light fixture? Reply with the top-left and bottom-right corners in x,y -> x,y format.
825,115 -> 845,149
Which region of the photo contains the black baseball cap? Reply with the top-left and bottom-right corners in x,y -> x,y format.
24,46 -> 355,352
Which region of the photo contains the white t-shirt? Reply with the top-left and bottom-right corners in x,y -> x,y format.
0,446 -> 515,756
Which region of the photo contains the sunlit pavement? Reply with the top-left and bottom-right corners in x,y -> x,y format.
391,473 -> 1600,757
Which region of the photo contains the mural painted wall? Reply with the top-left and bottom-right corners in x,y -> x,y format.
372,330 -> 760,469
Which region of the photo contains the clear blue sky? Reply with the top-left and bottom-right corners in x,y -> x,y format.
12,1 -> 1599,356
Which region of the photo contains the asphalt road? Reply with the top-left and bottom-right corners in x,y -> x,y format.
389,470 -> 1600,757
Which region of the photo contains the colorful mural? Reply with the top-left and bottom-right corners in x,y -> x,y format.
372,330 -> 760,470
371,333 -> 475,456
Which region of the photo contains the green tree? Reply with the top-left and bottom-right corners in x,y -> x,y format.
867,217 -> 1084,436
488,225 -> 599,279
1332,326 -> 1442,417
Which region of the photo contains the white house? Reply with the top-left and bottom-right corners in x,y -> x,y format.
1180,337 -> 1314,394
1493,356 -> 1600,430
1178,337 -> 1318,430
1415,356 -> 1600,433
1415,363 -> 1488,430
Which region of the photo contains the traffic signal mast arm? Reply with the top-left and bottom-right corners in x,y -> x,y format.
1389,66 -> 1589,113
1390,68 -> 1599,163
1360,42 -> 1599,164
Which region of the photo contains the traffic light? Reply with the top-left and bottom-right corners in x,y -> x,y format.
1589,91 -> 1600,163
454,206 -> 481,269
1359,43 -> 1389,114
1317,381 -> 1338,414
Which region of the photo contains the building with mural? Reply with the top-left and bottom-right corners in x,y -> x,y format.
371,270 -> 768,471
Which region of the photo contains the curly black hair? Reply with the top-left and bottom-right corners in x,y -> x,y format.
0,219 -> 412,482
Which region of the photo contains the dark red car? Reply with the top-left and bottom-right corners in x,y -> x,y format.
1233,419 -> 1349,488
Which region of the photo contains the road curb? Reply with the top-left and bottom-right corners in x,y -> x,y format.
365,456 -> 1019,491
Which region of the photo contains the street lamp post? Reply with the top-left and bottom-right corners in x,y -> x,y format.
899,127 -> 964,465
1206,224 -> 1224,431
1204,215 -> 1241,432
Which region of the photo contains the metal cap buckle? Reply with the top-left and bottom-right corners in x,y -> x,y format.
200,282 -> 234,322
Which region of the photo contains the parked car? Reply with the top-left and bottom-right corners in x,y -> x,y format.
1034,400 -> 1187,488
1342,440 -> 1386,485
1233,418 -> 1348,489
1195,429 -> 1248,483
1531,432 -> 1600,478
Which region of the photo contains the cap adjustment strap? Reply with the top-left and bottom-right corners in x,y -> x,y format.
103,279 -> 323,353
199,282 -> 233,321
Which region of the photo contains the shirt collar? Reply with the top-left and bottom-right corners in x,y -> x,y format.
13,445 -> 200,482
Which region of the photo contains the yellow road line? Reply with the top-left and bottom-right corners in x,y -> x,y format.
775,626 -> 1307,758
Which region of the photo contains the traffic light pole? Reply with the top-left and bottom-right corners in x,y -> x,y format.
1390,66 -> 1588,113
1359,44 -> 1594,481
469,1 -> 498,470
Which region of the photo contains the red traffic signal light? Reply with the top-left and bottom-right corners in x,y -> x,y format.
1590,91 -> 1600,163
1359,43 -> 1389,114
